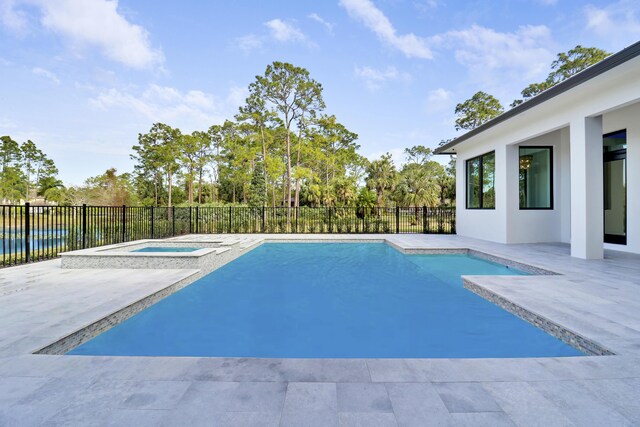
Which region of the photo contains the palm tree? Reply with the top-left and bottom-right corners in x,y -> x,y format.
366,153 -> 397,208
394,164 -> 440,222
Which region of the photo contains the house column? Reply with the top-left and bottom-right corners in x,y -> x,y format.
570,116 -> 603,259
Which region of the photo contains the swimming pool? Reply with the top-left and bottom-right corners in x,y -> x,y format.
131,247 -> 201,253
69,243 -> 582,358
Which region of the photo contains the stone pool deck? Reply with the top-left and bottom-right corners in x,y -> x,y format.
1,234 -> 640,426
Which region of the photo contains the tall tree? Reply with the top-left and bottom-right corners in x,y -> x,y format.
454,91 -> 504,131
394,164 -> 439,217
511,45 -> 611,107
67,168 -> 138,206
207,124 -> 224,203
311,115 -> 359,205
0,136 -> 23,201
248,159 -> 267,208
292,78 -> 325,210
180,131 -> 210,204
132,123 -> 181,207
192,130 -> 213,204
249,61 -> 324,226
366,153 -> 397,208
35,158 -> 61,196
21,140 -> 44,199
404,145 -> 432,166
237,94 -> 276,207
395,146 -> 444,214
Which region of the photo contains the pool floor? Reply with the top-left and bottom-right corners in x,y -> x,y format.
69,243 -> 582,358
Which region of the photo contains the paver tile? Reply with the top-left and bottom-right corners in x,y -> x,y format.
483,381 -> 576,427
283,382 -> 337,412
119,380 -> 191,410
386,382 -> 450,427
447,412 -> 516,427
434,382 -> 502,413
337,383 -> 393,413
280,410 -> 339,427
530,379 -> 633,426
338,412 -> 397,427
226,382 -> 287,412
103,409 -> 170,427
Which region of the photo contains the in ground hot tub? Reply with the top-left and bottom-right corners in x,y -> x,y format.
58,239 -> 259,270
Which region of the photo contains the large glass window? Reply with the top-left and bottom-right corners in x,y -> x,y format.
519,146 -> 552,209
466,152 -> 495,209
603,129 -> 626,245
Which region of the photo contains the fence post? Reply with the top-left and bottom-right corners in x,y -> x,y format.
228,206 -> 232,233
82,204 -> 87,249
24,203 -> 30,263
121,205 -> 126,242
189,207 -> 192,234
451,209 -> 456,234
172,207 -> 176,236
395,206 -> 400,234
422,206 -> 427,234
328,207 -> 332,233
150,206 -> 154,239
262,206 -> 266,233
195,206 -> 199,234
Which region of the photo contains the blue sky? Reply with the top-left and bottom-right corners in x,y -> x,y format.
1,0 -> 639,185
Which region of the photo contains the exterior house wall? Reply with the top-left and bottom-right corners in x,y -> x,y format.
453,54 -> 640,255
506,131 -> 564,244
455,141 -> 508,243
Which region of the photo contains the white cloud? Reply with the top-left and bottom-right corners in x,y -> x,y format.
90,84 -> 246,131
308,13 -> 334,34
354,65 -> 411,90
585,1 -> 640,40
264,18 -> 306,43
226,86 -> 249,107
427,88 -> 451,102
426,88 -> 452,112
237,19 -> 311,52
431,24 -> 554,91
1,0 -> 163,69
414,0 -> 440,13
32,66 -> 60,84
235,34 -> 263,52
339,0 -> 432,59
0,0 -> 28,33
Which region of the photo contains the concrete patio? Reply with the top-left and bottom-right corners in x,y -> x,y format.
1,234 -> 640,426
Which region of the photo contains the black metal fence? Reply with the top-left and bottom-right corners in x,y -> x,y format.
1,204 -> 455,268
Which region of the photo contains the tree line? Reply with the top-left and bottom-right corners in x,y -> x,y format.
0,137 -> 62,203
1,45 -> 609,211
125,61 -> 455,218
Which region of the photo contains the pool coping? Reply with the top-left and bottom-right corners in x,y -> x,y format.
33,237 -> 614,358
463,277 -> 614,356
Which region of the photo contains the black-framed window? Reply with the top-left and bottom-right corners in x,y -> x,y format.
466,151 -> 495,209
519,146 -> 553,209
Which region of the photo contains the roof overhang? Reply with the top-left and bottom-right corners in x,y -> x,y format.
434,41 -> 640,155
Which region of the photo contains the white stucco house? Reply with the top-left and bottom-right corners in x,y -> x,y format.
435,41 -> 640,259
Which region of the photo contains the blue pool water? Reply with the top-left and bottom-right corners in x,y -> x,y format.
70,243 -> 582,358
132,247 -> 200,253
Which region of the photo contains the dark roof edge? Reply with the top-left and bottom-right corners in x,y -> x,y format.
434,40 -> 640,155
